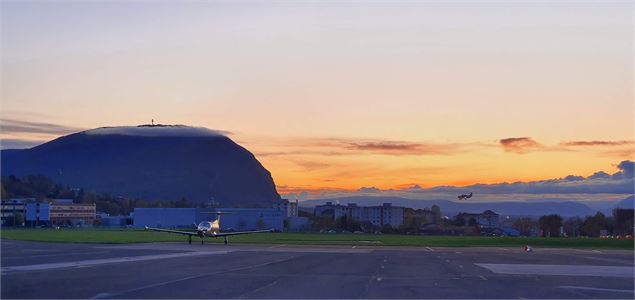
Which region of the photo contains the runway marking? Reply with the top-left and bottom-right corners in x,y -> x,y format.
237,278 -> 280,298
2,251 -> 230,273
558,286 -> 634,293
475,263 -> 634,278
2,251 -> 111,259
92,255 -> 298,299
479,275 -> 488,281
581,256 -> 634,264
425,247 -> 434,252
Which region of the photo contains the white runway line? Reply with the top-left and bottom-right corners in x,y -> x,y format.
425,247 -> 434,252
475,263 -> 634,278
1,251 -> 230,273
558,286 -> 634,293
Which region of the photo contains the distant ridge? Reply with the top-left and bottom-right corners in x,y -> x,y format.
1,125 -> 281,207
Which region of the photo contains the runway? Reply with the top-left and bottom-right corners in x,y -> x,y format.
1,240 -> 633,299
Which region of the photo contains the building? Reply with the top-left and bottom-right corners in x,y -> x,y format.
454,210 -> 499,228
1,199 -> 30,226
133,207 -> 284,231
26,200 -> 96,227
314,202 -> 405,228
274,199 -> 299,217
96,213 -> 132,227
133,208 -> 198,229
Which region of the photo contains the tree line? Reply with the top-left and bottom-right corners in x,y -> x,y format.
1,175 -> 201,215
514,211 -> 633,237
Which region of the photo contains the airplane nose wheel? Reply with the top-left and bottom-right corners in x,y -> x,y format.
224,236 -> 228,245
188,236 -> 192,244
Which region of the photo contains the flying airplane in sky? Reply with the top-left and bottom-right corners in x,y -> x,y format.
457,192 -> 473,200
144,212 -> 273,245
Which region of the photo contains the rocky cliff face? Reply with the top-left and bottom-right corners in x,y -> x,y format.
1,125 -> 281,207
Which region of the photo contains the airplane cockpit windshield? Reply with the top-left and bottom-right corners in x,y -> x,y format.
198,222 -> 212,230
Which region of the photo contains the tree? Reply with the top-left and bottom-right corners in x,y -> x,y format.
538,214 -> 563,237
513,218 -> 536,236
579,212 -> 609,237
563,217 -> 582,237
5,213 -> 24,227
467,217 -> 478,227
613,208 -> 634,236
453,216 -> 466,227
310,215 -> 334,231
335,215 -> 361,232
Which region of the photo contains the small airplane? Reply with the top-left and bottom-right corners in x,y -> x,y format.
457,192 -> 473,200
144,211 -> 273,245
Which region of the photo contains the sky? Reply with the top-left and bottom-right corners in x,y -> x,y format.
1,0 -> 633,200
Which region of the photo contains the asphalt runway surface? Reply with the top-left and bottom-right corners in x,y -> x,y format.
1,240 -> 633,299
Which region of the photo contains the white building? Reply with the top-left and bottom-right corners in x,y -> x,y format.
314,202 -> 404,228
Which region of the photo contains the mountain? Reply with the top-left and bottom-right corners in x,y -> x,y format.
300,196 -> 596,217
615,195 -> 634,209
1,125 -> 281,207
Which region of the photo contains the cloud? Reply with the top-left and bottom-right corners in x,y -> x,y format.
294,161 -> 330,171
588,171 -> 611,179
561,140 -> 634,147
346,141 -> 459,155
281,161 -> 635,199
499,137 -> 542,154
0,118 -> 84,135
358,186 -> 381,193
612,160 -> 634,179
85,125 -> 229,137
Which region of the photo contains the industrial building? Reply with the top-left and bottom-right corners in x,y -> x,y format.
314,202 -> 405,228
26,199 -> 96,227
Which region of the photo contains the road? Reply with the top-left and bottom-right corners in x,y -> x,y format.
1,240 -> 633,299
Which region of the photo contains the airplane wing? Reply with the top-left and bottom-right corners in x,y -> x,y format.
144,226 -> 197,237
212,229 -> 274,237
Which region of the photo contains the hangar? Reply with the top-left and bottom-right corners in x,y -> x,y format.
133,208 -> 284,231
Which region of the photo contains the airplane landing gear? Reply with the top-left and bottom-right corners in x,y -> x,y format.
224,236 -> 228,245
188,236 -> 192,244
201,239 -> 204,245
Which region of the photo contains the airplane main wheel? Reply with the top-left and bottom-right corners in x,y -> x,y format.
224,236 -> 228,245
188,236 -> 192,244
201,239 -> 204,245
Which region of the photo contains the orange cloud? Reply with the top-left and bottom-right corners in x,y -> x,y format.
345,141 -> 459,155
561,140 -> 634,147
499,137 -> 542,154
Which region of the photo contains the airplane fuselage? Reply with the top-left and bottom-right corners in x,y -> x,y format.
196,220 -> 220,237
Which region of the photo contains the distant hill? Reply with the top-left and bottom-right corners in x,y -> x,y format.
1,125 -> 281,207
615,195 -> 634,209
300,196 -> 596,217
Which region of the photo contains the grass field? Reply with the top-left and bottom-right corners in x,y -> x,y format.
1,229 -> 633,249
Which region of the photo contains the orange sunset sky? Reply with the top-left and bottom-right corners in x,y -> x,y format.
1,1 -> 633,197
